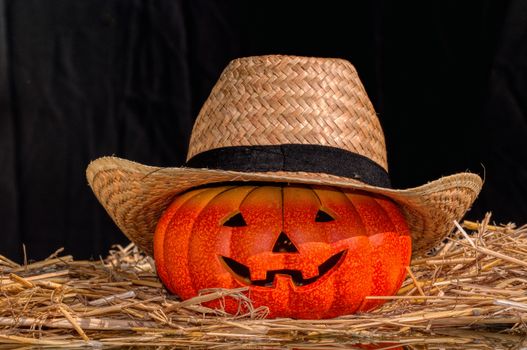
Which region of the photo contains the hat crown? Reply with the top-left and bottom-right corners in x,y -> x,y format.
187,55 -> 388,171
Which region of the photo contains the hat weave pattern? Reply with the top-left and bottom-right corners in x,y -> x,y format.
189,56 -> 387,170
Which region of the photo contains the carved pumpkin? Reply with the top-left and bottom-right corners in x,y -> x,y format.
154,184 -> 411,319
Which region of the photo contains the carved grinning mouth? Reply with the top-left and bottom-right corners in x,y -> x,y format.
219,250 -> 347,287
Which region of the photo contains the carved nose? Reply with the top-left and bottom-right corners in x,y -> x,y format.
273,232 -> 299,253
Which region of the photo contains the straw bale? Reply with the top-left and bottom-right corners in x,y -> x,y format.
0,213 -> 526,349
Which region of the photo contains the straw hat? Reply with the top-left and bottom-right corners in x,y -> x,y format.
86,55 -> 482,257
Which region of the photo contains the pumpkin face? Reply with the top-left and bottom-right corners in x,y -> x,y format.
154,184 -> 411,319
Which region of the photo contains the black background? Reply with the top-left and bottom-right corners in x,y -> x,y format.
1,0 -> 526,262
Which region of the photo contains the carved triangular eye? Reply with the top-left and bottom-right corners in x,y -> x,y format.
223,212 -> 247,227
315,209 -> 335,222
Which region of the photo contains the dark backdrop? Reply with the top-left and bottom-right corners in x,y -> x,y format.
1,0 -> 526,262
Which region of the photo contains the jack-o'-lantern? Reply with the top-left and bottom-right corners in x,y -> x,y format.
86,55 -> 482,320
154,183 -> 411,319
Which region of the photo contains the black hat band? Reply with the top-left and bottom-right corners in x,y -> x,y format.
185,144 -> 391,188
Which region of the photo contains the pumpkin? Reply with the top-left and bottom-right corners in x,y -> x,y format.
154,184 -> 411,319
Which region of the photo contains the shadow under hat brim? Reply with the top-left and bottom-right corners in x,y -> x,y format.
86,156 -> 483,257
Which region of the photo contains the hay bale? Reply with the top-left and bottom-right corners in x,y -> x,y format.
0,213 -> 526,348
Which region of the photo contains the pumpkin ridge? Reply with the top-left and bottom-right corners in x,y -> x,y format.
370,197 -> 397,234
338,188 -> 366,229
238,185 -> 263,210
375,197 -> 411,236
355,197 -> 407,312
225,185 -> 261,268
186,186 -> 242,294
160,186 -> 230,295
309,185 -> 323,207
325,262 -> 339,317
189,186 -> 259,293
183,186 -> 238,238
219,185 -> 261,226
310,187 -> 341,244
156,188 -> 208,282
355,237 -> 375,312
280,186 -> 284,233
310,187 -> 342,222
310,187 -> 339,220
345,191 -> 396,235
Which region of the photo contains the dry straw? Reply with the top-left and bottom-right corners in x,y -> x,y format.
1,213 -> 526,349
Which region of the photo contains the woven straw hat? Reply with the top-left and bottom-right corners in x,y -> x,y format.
87,55 -> 482,257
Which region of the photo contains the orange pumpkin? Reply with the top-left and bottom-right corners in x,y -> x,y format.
154,184 -> 411,319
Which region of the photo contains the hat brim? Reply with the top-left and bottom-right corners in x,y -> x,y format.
86,156 -> 482,257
